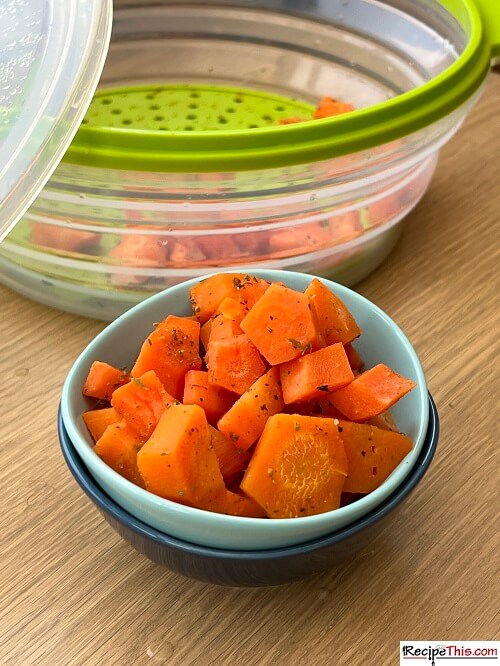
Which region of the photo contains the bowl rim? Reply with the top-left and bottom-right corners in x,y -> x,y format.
60,270 -> 429,538
58,393 -> 438,559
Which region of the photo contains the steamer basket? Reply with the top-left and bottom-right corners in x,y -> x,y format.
0,0 -> 498,319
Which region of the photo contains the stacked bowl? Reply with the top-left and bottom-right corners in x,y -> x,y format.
59,270 -> 439,586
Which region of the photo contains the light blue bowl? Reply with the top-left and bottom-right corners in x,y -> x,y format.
61,270 -> 429,551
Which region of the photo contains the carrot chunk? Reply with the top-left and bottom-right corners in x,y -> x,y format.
240,414 -> 348,518
280,343 -> 354,404
218,367 -> 285,451
183,370 -> 236,424
314,97 -> 354,119
83,407 -> 120,443
223,490 -> 267,518
189,273 -> 271,323
240,282 -> 323,365
94,421 -> 145,487
344,343 -> 364,372
367,410 -> 399,432
209,426 -> 251,483
337,420 -> 412,493
137,404 -> 226,511
82,361 -> 128,401
305,278 -> 361,345
206,334 -> 266,395
111,370 -> 175,439
328,364 -> 416,421
131,315 -> 202,400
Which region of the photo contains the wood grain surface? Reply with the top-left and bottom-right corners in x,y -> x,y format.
0,74 -> 498,666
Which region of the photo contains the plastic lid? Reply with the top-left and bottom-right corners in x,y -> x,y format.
0,0 -> 112,242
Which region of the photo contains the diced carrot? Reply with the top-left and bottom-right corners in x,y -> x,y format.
337,420 -> 412,493
83,407 -> 120,443
183,370 -> 236,424
365,194 -> 401,227
328,211 -> 363,245
137,404 -> 226,511
344,343 -> 364,372
278,116 -> 308,125
314,97 -> 354,119
196,235 -> 240,261
30,221 -> 98,253
223,490 -> 267,518
131,315 -> 202,400
328,364 -> 416,421
94,420 -> 145,487
240,282 -> 323,365
240,414 -> 348,518
209,426 -> 251,483
189,273 -> 271,323
206,334 -> 266,395
314,395 -> 346,419
280,343 -> 354,404
82,361 -> 129,401
217,367 -> 285,451
109,234 -> 168,267
111,370 -> 175,439
267,222 -> 331,258
216,297 -> 247,324
203,313 -> 243,349
367,410 -> 399,432
200,318 -> 213,352
305,278 -> 361,345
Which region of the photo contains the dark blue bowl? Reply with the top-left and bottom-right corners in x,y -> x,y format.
58,395 -> 439,587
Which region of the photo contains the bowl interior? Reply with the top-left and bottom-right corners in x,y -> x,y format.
60,270 -> 429,550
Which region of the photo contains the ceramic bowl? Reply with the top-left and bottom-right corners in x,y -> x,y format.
60,269 -> 428,550
58,395 -> 438,586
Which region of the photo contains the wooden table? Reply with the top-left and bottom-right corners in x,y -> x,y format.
1,74 -> 498,666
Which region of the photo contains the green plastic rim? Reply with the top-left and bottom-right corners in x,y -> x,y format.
64,0 -> 492,172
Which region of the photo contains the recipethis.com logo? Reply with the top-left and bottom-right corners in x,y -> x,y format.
400,642 -> 499,666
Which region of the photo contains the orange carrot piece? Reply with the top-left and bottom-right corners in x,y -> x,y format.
131,315 -> 202,400
82,361 -> 128,401
337,420 -> 412,493
137,404 -> 226,511
328,364 -> 416,421
83,407 -> 120,443
183,370 -> 236,424
111,370 -> 175,439
189,273 -> 271,323
240,414 -> 348,518
344,343 -> 364,372
31,222 -> 98,253
94,420 -> 145,487
217,367 -> 285,451
314,97 -> 354,119
280,343 -> 354,404
209,426 -> 251,483
223,490 -> 267,518
200,318 -> 213,352
216,297 -> 247,324
240,282 -> 323,365
278,116 -> 308,125
305,278 -> 361,345
206,334 -> 266,395
314,395 -> 346,420
367,410 -> 399,432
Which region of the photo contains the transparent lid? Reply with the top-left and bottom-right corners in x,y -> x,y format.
0,0 -> 112,241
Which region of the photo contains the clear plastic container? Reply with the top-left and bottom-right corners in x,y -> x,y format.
0,0 -> 487,319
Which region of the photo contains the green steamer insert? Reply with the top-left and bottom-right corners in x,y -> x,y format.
82,84 -> 315,133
